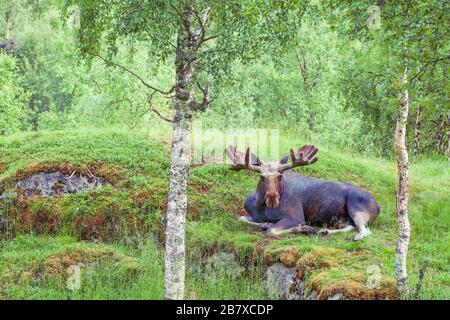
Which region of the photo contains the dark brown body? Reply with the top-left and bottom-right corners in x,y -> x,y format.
226,144 -> 378,239
244,171 -> 380,235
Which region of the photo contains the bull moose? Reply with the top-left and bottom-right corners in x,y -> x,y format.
225,145 -> 380,240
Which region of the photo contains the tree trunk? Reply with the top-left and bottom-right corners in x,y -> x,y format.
164,6 -> 196,300
394,59 -> 411,299
436,115 -> 449,155
433,115 -> 445,155
413,107 -> 422,157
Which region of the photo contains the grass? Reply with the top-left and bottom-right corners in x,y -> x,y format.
0,127 -> 448,299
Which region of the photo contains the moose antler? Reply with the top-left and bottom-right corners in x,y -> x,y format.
225,146 -> 262,172
278,144 -> 318,172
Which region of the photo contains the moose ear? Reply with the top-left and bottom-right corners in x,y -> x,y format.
279,154 -> 289,164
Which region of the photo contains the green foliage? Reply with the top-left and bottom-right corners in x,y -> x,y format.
0,1 -> 447,157
65,0 -> 304,72
322,0 -> 450,156
0,52 -> 28,135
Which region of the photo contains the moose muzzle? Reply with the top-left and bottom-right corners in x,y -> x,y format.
265,192 -> 280,208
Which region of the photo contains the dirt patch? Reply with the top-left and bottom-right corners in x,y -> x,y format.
190,181 -> 212,195
20,207 -> 59,235
191,155 -> 223,168
75,214 -> 107,241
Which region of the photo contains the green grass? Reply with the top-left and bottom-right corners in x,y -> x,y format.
0,235 -> 266,299
0,128 -> 448,299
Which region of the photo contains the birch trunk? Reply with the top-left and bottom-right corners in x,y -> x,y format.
164,6 -> 196,300
394,59 -> 411,299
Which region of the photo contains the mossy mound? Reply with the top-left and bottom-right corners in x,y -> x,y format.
0,129 -> 448,299
34,247 -> 140,276
0,236 -> 141,298
263,245 -> 396,299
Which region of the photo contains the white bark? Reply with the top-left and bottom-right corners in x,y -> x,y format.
164,4 -> 196,300
394,59 -> 411,299
164,113 -> 192,299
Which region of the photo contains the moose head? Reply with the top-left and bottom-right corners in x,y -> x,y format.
226,144 -> 318,208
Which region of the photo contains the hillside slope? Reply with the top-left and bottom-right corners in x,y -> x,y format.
0,129 -> 448,299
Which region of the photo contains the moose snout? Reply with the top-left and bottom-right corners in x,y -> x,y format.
265,192 -> 280,208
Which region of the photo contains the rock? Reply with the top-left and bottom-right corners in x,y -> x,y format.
307,290 -> 318,300
4,171 -> 108,199
206,252 -> 244,279
266,263 -> 302,300
0,191 -> 18,203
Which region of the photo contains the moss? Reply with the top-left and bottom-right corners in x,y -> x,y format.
0,129 -> 448,299
263,246 -> 301,267
0,236 -> 141,294
34,247 -> 141,277
316,278 -> 397,300
296,247 -> 341,279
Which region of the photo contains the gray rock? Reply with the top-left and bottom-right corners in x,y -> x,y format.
0,191 -> 18,203
2,171 -> 108,199
206,252 -> 244,279
266,263 -> 302,300
307,290 -> 318,300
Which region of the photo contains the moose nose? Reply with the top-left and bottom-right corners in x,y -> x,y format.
265,193 -> 280,208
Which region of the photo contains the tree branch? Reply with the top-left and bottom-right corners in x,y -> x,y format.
414,260 -> 430,299
170,3 -> 195,39
92,53 -> 175,95
191,82 -> 214,111
194,7 -> 211,47
147,91 -> 173,123
409,55 -> 450,88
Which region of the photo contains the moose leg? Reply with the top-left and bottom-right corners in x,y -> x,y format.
351,212 -> 372,240
344,208 -> 372,241
239,216 -> 263,226
240,194 -> 265,226
290,225 -> 317,235
318,225 -> 356,235
346,193 -> 378,240
267,218 -> 302,235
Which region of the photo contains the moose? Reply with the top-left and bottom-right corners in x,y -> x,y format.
226,145 -> 380,240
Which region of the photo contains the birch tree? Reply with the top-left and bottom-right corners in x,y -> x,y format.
322,0 -> 449,299
394,56 -> 410,298
64,0 -> 305,299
